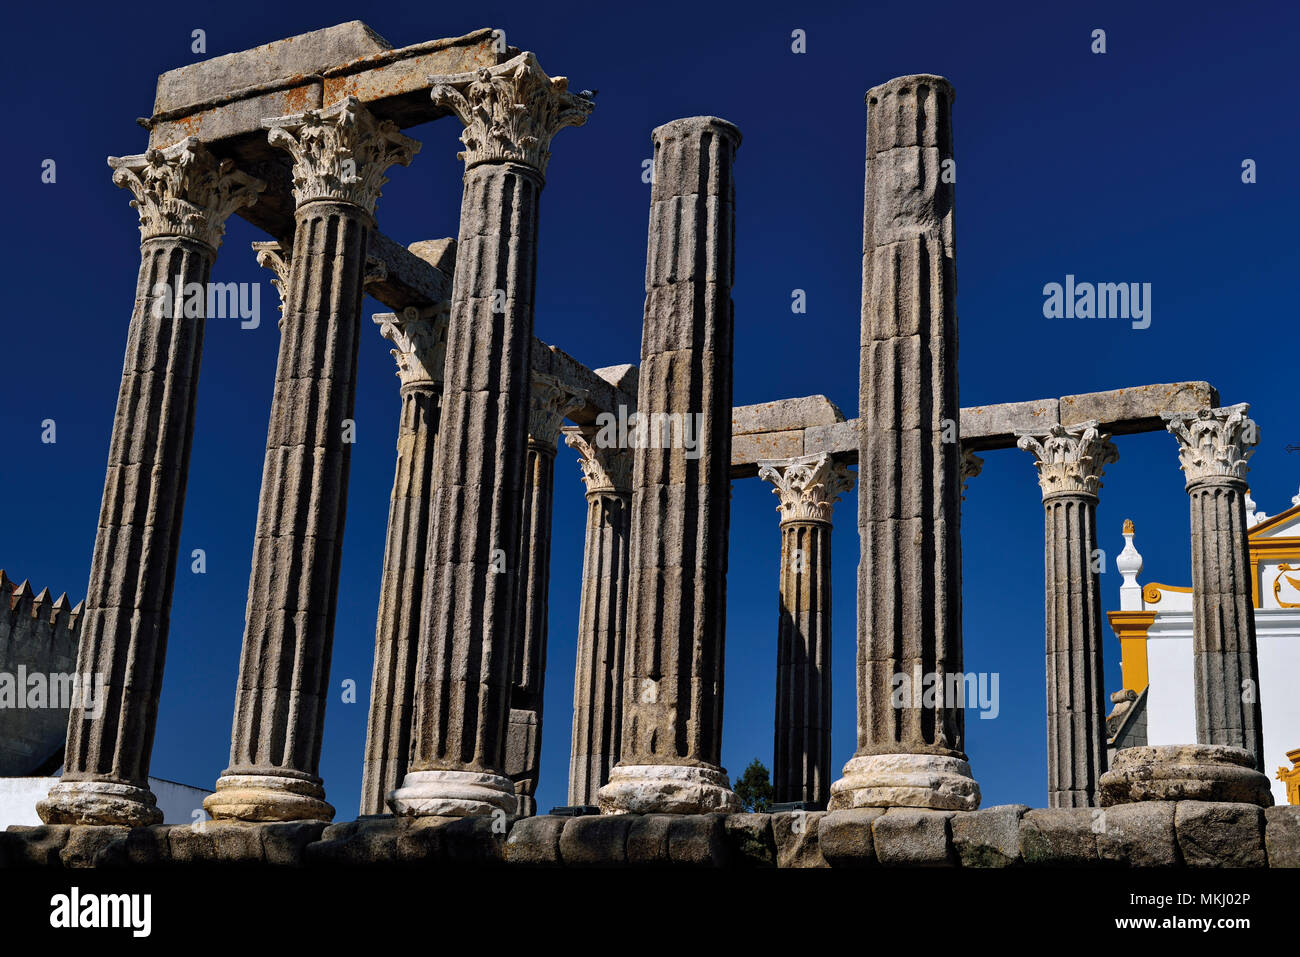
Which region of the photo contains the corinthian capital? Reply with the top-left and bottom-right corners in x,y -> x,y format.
564,426 -> 633,495
528,373 -> 587,452
960,448 -> 984,502
757,452 -> 856,525
109,137 -> 264,249
1164,404 -> 1258,487
264,97 -> 420,214
1016,421 -> 1119,500
252,240 -> 291,328
429,52 -> 594,175
374,305 -> 450,389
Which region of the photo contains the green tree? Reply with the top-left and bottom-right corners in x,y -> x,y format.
733,758 -> 774,812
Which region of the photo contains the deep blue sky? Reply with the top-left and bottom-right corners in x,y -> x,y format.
3,1 -> 1296,818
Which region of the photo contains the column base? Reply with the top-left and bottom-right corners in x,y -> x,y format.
828,753 -> 981,811
203,773 -> 335,822
596,763 -> 742,814
37,780 -> 164,827
387,769 -> 518,818
1099,744 -> 1274,807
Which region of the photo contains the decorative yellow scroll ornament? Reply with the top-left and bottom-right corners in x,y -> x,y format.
1273,563 -> 1300,608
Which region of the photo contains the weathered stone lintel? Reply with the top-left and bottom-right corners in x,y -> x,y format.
6,803 -> 1294,868
730,383 -> 1221,473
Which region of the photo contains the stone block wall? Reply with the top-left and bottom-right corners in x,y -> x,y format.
3,806 -> 1297,868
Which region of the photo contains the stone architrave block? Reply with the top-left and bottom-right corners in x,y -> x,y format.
1175,802 -> 1266,868
724,813 -> 775,867
871,809 -> 956,867
505,816 -> 565,866
1019,809 -> 1100,865
60,826 -> 130,869
817,808 -> 885,867
1264,806 -> 1300,868
950,805 -> 1028,868
772,811 -> 829,868
559,814 -> 632,866
667,814 -> 730,866
0,826 -> 70,868
1094,803 -> 1179,867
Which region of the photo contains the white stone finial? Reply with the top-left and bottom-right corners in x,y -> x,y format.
1292,484 -> 1300,508
1244,490 -> 1268,527
1117,518 -> 1144,610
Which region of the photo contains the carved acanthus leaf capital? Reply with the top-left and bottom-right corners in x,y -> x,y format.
109,137 -> 264,249
1016,420 -> 1119,500
430,52 -> 594,175
529,373 -> 587,451
252,240 -> 292,328
757,452 -> 856,524
1164,404 -> 1257,487
960,448 -> 984,502
374,305 -> 450,389
563,426 -> 633,495
264,97 -> 420,214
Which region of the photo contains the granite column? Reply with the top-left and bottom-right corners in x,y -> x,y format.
359,305 -> 450,815
39,139 -> 262,826
597,116 -> 743,814
757,453 -> 855,808
505,374 -> 586,816
390,54 -> 592,817
830,75 -> 980,812
1017,422 -> 1119,807
1165,405 -> 1266,768
564,426 -> 633,807
205,98 -> 419,822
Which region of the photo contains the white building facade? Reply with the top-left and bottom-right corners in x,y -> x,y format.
1108,487 -> 1300,806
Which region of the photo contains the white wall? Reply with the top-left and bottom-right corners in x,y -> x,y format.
1145,618 -> 1196,748
0,776 -> 212,828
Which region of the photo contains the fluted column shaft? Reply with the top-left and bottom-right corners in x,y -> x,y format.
832,74 -> 980,812
505,439 -> 557,816
1018,422 -> 1118,808
597,116 -> 743,815
1042,494 -> 1107,806
758,453 -> 854,808
1166,404 -> 1265,768
776,520 -> 832,805
392,53 -> 592,818
506,378 -> 585,815
206,98 -> 418,822
361,307 -> 448,815
40,139 -> 262,826
565,427 -> 632,806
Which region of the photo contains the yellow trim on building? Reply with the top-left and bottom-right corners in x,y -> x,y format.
1141,583 -> 1192,605
1278,748 -> 1300,806
1108,610 -> 1156,693
1248,536 -> 1300,609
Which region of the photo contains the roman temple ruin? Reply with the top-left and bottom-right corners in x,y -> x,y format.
2,21 -> 1295,869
